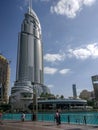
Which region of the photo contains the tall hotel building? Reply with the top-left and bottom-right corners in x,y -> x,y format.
11,5 -> 49,111
91,75 -> 98,100
0,54 -> 10,104
72,84 -> 77,99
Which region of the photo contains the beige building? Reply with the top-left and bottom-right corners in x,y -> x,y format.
0,54 -> 10,104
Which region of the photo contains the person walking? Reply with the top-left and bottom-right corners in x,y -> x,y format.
21,113 -> 25,122
55,110 -> 61,125
0,112 -> 3,125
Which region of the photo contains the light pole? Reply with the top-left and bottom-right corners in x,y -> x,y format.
0,84 -> 2,104
32,82 -> 38,121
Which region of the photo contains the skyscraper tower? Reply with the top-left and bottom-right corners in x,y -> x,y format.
11,2 -> 45,111
91,75 -> 98,100
16,4 -> 43,84
72,84 -> 77,99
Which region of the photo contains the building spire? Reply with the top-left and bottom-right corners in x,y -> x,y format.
29,0 -> 32,14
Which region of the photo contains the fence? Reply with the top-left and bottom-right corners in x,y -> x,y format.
2,113 -> 98,126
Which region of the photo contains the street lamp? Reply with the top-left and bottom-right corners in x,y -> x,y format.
32,82 -> 38,121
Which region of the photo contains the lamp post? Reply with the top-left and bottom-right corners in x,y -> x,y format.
0,84 -> 2,104
0,84 -> 3,104
32,82 -> 38,121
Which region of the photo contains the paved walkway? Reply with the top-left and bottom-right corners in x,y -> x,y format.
0,121 -> 98,130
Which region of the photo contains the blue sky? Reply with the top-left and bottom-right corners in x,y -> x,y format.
1,0 -> 98,98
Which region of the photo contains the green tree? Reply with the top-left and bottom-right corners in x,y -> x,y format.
40,92 -> 55,99
0,103 -> 11,112
60,95 -> 64,99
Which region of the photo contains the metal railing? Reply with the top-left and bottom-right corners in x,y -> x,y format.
2,113 -> 98,126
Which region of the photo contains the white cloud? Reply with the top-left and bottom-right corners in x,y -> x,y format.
40,0 -> 50,2
59,69 -> 71,74
68,48 -> 91,59
83,0 -> 96,6
50,0 -> 96,18
19,6 -> 23,11
44,53 -> 65,63
44,43 -> 98,62
47,84 -> 54,88
19,0 -> 29,11
44,67 -> 71,75
68,43 -> 98,59
44,67 -> 58,74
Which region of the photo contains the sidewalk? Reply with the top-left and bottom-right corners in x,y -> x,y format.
0,120 -> 98,130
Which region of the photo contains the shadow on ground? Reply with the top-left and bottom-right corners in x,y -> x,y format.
92,126 -> 98,128
66,126 -> 98,130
